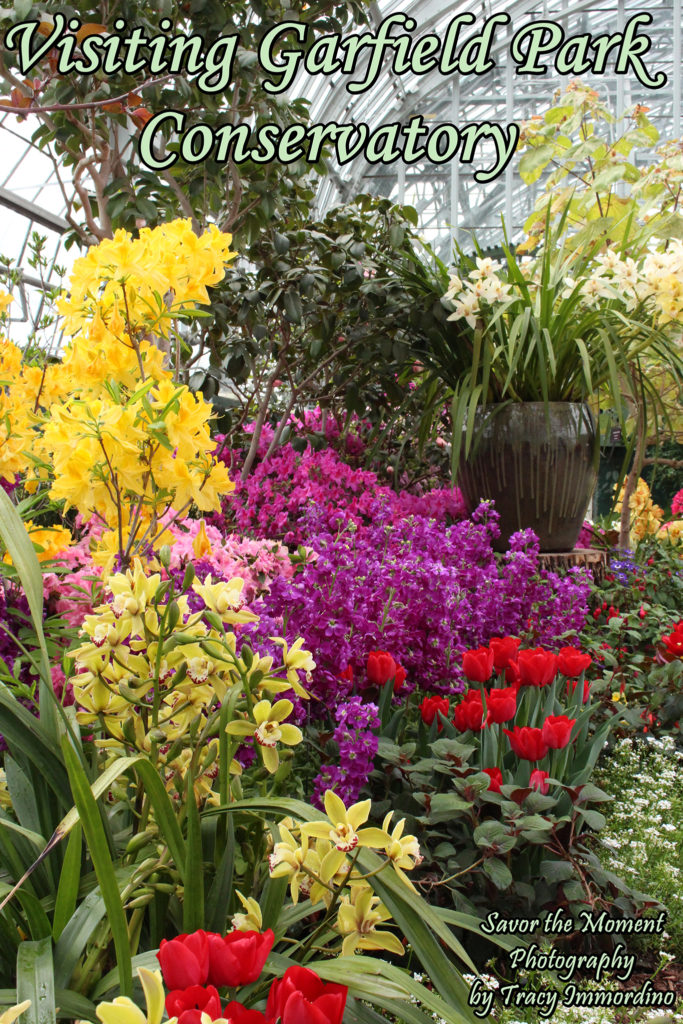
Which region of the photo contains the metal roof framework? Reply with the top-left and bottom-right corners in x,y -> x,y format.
297,0 -> 682,259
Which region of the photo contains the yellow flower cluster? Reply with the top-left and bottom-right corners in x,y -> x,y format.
70,560 -> 313,799
57,220 -> 236,340
35,379 -> 234,571
2,520 -> 73,566
268,791 -> 422,957
616,478 -> 664,547
0,220 -> 238,572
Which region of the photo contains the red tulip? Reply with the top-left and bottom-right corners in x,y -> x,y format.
483,767 -> 503,793
505,660 -> 521,686
366,650 -> 406,690
517,649 -> 558,687
529,769 -> 550,795
206,929 -> 274,988
485,686 -> 517,724
489,636 -> 521,671
158,931 -> 209,990
566,678 -> 590,704
557,647 -> 592,678
165,986 -> 222,1024
223,1002 -> 273,1023
541,715 -> 576,750
266,965 -> 347,1024
503,726 -> 548,761
419,695 -> 449,727
462,646 -> 494,683
452,690 -> 484,732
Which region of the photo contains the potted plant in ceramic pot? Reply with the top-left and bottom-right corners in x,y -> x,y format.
432,227 -> 683,552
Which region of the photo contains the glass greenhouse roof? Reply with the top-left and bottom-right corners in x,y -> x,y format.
297,0 -> 682,258
0,0 -> 681,307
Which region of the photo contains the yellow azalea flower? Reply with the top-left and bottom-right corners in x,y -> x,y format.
192,519 -> 212,558
2,521 -> 73,566
336,884 -> 404,957
0,291 -> 14,315
301,791 -> 390,854
381,813 -> 424,892
225,699 -> 302,773
268,823 -> 321,903
96,968 -> 170,1024
0,1001 -> 31,1024
231,891 -> 263,931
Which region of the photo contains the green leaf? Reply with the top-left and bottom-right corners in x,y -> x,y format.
183,768 -> 204,932
61,741 -> 132,997
16,938 -> 55,1024
52,824 -> 82,942
482,857 -> 513,890
0,491 -> 55,736
576,808 -> 606,831
539,860 -> 575,884
54,990 -> 97,1024
53,875 -> 133,990
518,144 -> 554,184
206,818 -> 234,933
283,290 -> 302,324
0,687 -> 70,806
16,890 -> 52,941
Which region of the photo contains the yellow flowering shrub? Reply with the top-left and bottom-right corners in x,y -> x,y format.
0,219 -> 238,572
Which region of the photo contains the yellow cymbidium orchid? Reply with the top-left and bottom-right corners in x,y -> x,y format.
336,884 -> 404,957
191,576 -> 258,625
96,968 -> 171,1024
225,699 -> 303,773
300,791 -> 390,855
0,1001 -> 31,1024
268,823 -> 321,903
231,890 -> 263,931
269,637 -> 315,698
381,812 -> 424,892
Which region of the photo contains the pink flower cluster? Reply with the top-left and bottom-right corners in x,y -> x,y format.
161,517 -> 295,602
241,408 -> 369,458
672,488 -> 683,517
224,443 -> 465,546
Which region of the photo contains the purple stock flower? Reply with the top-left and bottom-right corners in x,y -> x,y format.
312,696 -> 380,807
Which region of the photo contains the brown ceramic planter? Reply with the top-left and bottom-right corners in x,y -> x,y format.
457,402 -> 598,552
